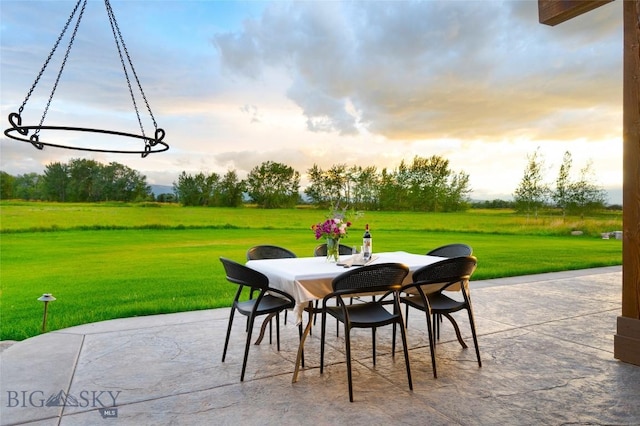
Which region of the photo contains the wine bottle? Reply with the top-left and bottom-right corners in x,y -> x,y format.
362,224 -> 372,260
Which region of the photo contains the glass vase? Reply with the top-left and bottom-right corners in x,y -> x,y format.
326,237 -> 340,263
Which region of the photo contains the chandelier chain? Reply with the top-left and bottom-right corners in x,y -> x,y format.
105,0 -> 158,137
34,0 -> 88,137
17,0 -> 85,117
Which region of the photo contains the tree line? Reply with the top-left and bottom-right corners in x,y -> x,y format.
173,156 -> 472,211
1,159 -> 150,202
0,150 -> 610,215
513,149 -> 608,218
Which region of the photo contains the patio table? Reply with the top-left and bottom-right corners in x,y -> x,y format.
246,251 -> 445,382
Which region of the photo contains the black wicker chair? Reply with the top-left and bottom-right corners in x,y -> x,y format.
313,243 -> 356,257
246,245 -> 297,324
247,245 -> 297,261
320,262 -> 412,402
401,256 -> 480,378
220,257 -> 296,381
426,243 -> 472,258
405,243 -> 474,328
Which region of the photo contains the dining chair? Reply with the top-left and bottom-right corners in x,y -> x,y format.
313,243 -> 356,257
400,255 -> 480,378
426,243 -> 473,258
246,245 -> 297,324
320,262 -> 412,402
220,257 -> 296,381
405,243 -> 474,328
246,245 -> 297,260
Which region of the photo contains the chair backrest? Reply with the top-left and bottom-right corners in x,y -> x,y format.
314,243 -> 356,257
246,245 -> 297,261
220,257 -> 269,291
427,243 -> 472,258
332,262 -> 409,294
410,256 -> 477,293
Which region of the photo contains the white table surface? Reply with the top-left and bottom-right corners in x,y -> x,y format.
246,251 -> 445,319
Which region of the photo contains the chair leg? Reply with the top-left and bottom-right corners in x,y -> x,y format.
344,325 -> 354,402
313,300 -> 319,325
398,318 -> 413,391
241,315 -> 256,381
320,310 -> 327,374
466,308 -> 482,367
425,310 -> 437,378
372,327 -> 377,366
222,307 -> 236,362
392,322 -> 397,356
405,304 -> 410,327
442,313 -> 468,348
276,312 -> 281,351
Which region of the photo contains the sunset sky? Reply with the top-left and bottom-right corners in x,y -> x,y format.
0,0 -> 623,203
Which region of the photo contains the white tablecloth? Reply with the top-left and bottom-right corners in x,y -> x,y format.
246,251 -> 444,324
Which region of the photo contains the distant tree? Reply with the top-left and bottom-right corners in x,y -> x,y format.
567,161 -> 607,218
552,151 -> 572,218
442,171 -> 472,212
401,155 -> 470,212
0,171 -> 15,199
246,161 -> 300,208
199,172 -> 220,206
173,172 -> 201,206
67,159 -> 102,202
303,164 -> 348,207
156,193 -> 176,203
51,159 -> 150,202
325,164 -> 349,207
218,170 -> 245,207
173,170 -> 244,207
351,165 -> 379,210
304,164 -> 331,207
13,173 -> 43,200
513,148 -> 548,218
101,162 -> 150,202
43,162 -> 69,202
471,199 -> 515,209
389,161 -> 412,210
377,167 -> 401,211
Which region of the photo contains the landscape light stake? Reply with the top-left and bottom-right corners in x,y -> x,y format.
38,293 -> 56,333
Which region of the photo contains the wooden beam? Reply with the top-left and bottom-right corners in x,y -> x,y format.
615,0 -> 640,367
615,317 -> 640,367
621,0 -> 640,322
538,0 -> 613,26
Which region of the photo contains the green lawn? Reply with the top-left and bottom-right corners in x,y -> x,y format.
0,202 -> 622,341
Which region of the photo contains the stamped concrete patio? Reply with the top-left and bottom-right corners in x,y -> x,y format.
2,265 -> 639,425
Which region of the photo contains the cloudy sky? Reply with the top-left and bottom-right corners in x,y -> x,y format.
0,0 -> 623,202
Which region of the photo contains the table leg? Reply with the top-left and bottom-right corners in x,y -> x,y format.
254,312 -> 277,345
292,302 -> 314,383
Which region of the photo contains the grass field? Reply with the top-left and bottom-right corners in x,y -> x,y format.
0,201 -> 622,341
